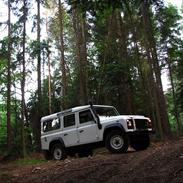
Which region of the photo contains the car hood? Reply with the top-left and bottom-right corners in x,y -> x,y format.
99,115 -> 147,123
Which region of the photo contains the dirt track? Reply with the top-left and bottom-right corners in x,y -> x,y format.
0,138 -> 183,183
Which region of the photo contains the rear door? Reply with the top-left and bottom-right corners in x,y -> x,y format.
77,109 -> 99,145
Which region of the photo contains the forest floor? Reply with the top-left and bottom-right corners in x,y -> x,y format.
0,137 -> 183,183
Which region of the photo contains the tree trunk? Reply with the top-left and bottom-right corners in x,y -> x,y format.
45,15 -> 52,114
80,10 -> 88,103
97,14 -> 113,104
58,0 -> 67,110
7,0 -> 13,153
141,2 -> 172,138
145,45 -> 164,139
125,5 -> 156,125
36,0 -> 41,150
72,3 -> 88,105
20,0 -> 27,157
116,10 -> 135,114
48,53 -> 52,114
166,49 -> 181,134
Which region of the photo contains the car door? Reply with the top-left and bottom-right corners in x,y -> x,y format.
77,109 -> 99,145
62,113 -> 79,147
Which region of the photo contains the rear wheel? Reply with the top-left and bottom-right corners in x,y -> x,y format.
51,143 -> 67,160
130,133 -> 150,151
105,130 -> 128,153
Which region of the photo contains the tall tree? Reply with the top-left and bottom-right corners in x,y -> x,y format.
7,0 -> 13,152
20,0 -> 28,157
36,0 -> 42,149
58,0 -> 67,110
140,1 -> 172,138
116,9 -> 135,114
45,15 -> 52,114
71,2 -> 88,105
156,5 -> 182,134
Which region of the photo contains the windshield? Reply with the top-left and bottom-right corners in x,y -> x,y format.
94,107 -> 119,117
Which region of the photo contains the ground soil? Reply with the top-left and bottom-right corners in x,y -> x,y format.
0,137 -> 183,183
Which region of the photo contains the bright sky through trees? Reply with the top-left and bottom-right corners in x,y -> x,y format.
0,0 -> 182,93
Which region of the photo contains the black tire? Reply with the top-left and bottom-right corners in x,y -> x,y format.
51,143 -> 67,160
78,148 -> 93,158
130,134 -> 150,151
43,150 -> 51,160
105,130 -> 129,153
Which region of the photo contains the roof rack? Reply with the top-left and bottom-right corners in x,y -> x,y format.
57,109 -> 72,117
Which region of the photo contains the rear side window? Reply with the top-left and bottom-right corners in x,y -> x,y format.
64,114 -> 75,128
79,110 -> 94,124
43,118 -> 60,132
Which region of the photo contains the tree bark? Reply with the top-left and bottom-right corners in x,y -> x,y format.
58,0 -> 67,110
125,4 -> 156,125
48,52 -> 52,114
141,2 -> 171,138
7,0 -> 13,153
97,14 -> 113,104
145,45 -> 164,139
166,49 -> 181,134
116,10 -> 135,114
72,3 -> 88,105
36,0 -> 41,150
45,14 -> 52,114
20,0 -> 27,157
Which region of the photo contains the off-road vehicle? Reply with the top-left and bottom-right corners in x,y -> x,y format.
41,103 -> 153,160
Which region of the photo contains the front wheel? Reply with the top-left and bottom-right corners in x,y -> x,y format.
105,130 -> 129,153
51,143 -> 67,160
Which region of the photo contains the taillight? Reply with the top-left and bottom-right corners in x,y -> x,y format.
147,118 -> 152,128
127,119 -> 134,129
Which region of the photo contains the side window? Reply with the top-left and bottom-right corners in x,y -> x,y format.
43,118 -> 60,132
64,114 -> 75,128
79,110 -> 94,124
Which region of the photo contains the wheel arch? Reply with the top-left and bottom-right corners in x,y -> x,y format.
49,137 -> 65,151
103,123 -> 125,142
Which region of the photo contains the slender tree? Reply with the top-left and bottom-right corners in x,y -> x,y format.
36,0 -> 41,149
58,0 -> 67,110
45,14 -> 52,114
7,0 -> 13,152
20,0 -> 28,157
71,2 -> 88,105
140,1 -> 172,138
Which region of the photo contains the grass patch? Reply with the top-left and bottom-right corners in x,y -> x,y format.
0,172 -> 11,183
13,157 -> 46,165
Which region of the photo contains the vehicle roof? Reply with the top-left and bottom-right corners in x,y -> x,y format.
71,105 -> 114,112
41,105 -> 114,122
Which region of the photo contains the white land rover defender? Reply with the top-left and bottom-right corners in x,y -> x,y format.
41,103 -> 153,160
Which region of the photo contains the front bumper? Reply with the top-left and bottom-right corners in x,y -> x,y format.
127,129 -> 155,135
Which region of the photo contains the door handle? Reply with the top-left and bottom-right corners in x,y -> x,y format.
79,130 -> 84,133
64,133 -> 68,136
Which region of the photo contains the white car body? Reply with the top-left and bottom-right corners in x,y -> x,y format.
41,105 -> 152,152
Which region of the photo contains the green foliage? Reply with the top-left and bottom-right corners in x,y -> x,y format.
166,91 -> 178,132
0,104 -> 7,154
176,50 -> 183,110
